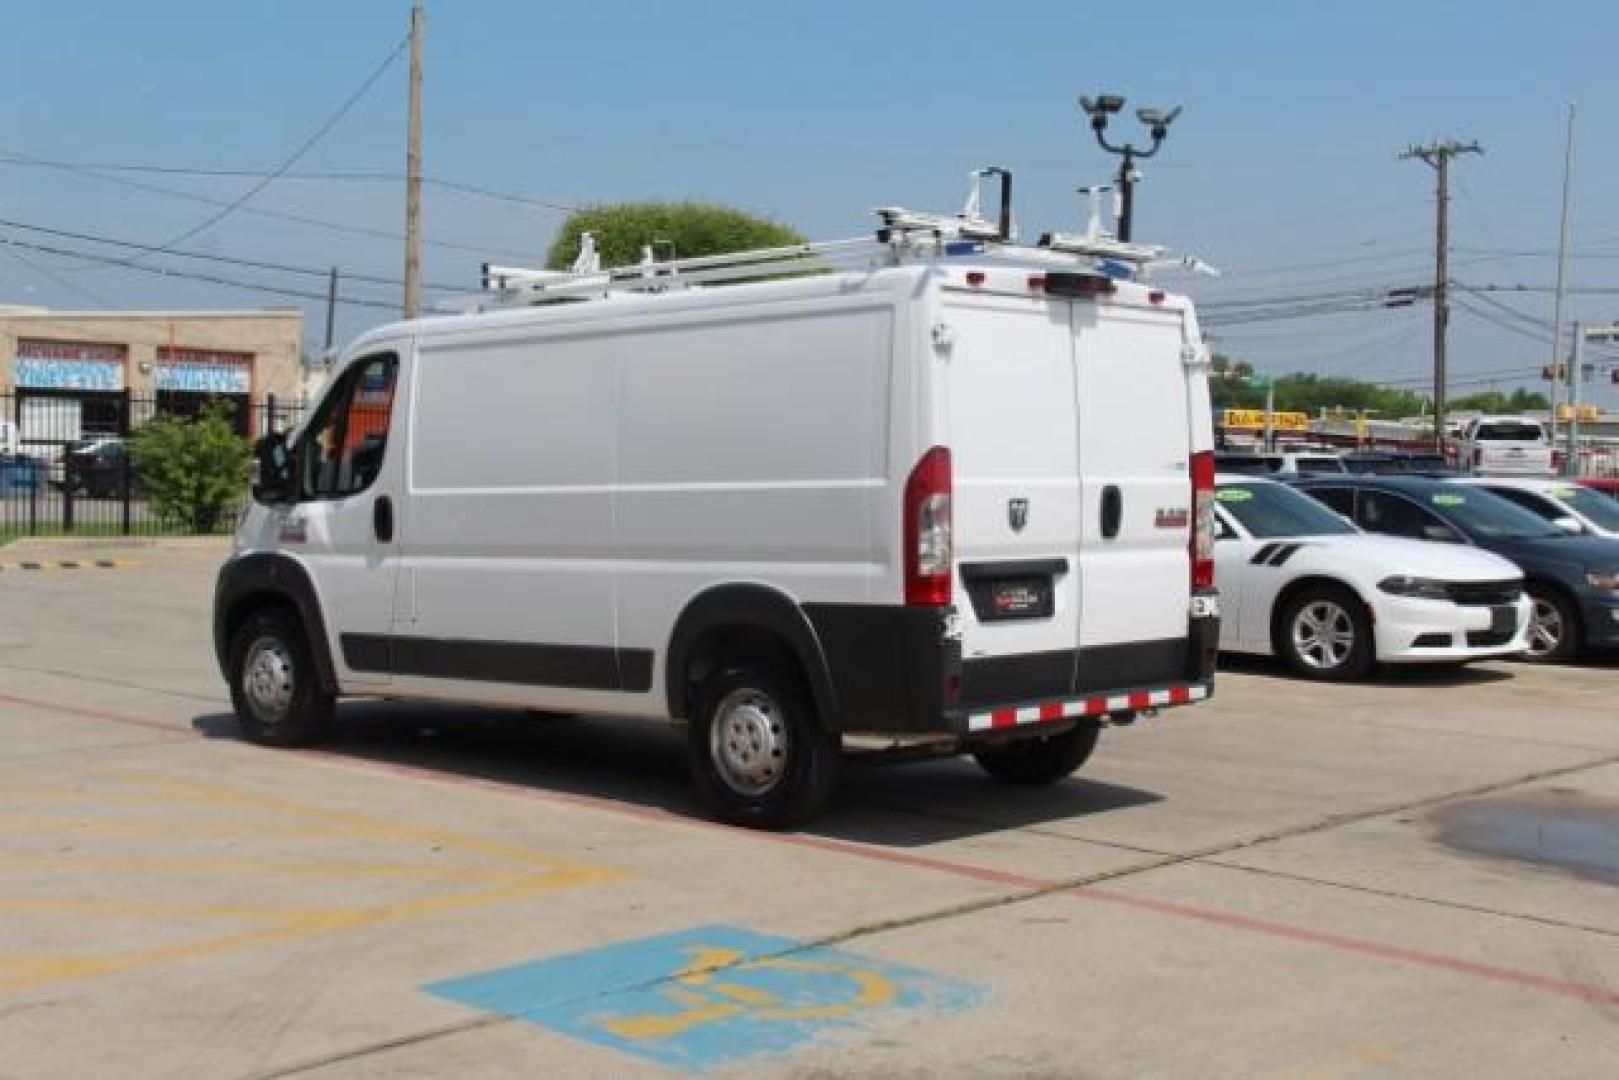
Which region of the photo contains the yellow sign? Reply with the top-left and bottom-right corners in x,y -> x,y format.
1222,409 -> 1309,432
1556,404 -> 1600,422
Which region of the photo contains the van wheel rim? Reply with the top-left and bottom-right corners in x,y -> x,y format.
710,688 -> 787,796
1527,599 -> 1563,656
1292,600 -> 1354,670
243,636 -> 295,723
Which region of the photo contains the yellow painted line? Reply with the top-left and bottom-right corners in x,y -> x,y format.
108,772 -> 588,871
0,771 -> 626,993
0,852 -> 613,887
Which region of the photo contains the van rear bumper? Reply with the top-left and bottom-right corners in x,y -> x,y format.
803,597 -> 1219,737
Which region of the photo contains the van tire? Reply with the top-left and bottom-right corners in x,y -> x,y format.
688,663 -> 839,828
972,722 -> 1101,784
228,607 -> 335,747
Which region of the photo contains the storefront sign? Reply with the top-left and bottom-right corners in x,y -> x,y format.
14,339 -> 126,391
155,347 -> 253,394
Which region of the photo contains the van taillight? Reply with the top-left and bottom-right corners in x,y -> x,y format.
904,446 -> 953,606
1474,447 -> 1483,467
1190,450 -> 1215,591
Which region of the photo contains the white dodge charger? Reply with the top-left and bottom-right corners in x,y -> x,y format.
1213,475 -> 1532,679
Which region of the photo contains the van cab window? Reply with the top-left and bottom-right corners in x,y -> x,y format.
300,354 -> 398,500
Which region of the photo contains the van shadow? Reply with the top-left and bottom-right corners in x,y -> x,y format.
192,703 -> 1163,847
1217,652 -> 1517,689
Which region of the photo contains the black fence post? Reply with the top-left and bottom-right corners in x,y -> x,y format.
118,388 -> 133,535
28,464 -> 39,536
61,466 -> 74,533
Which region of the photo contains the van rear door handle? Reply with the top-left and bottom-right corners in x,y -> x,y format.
374,495 -> 394,543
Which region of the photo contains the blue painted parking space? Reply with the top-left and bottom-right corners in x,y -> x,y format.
425,924 -> 984,1073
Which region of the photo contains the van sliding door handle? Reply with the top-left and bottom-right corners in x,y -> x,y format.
374,495 -> 395,543
1100,486 -> 1123,540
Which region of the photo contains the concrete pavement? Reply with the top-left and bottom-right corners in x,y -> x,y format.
2,540 -> 1617,1077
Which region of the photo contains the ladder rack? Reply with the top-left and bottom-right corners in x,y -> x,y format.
474,169 -> 1187,310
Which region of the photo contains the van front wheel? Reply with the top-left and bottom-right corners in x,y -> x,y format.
228,607 -> 334,747
972,722 -> 1101,785
688,664 -> 839,828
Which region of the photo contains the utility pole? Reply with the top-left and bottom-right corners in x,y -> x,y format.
403,1 -> 425,319
323,267 -> 338,353
1400,138 -> 1482,448
1548,105 -> 1576,448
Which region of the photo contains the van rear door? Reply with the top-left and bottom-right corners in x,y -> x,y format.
943,288 -> 1083,706
1070,304 -> 1193,691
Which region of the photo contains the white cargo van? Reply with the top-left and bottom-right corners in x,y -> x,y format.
214,201 -> 1219,826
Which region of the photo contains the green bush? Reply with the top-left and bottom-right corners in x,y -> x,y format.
130,403 -> 251,533
545,201 -> 805,271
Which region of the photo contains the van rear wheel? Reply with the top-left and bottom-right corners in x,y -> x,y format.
688,663 -> 839,828
972,722 -> 1101,785
228,607 -> 334,747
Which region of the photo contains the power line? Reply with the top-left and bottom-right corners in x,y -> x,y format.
0,233 -> 402,311
0,144 -> 540,261
0,243 -> 122,309
0,156 -> 578,213
0,216 -> 463,292
136,35 -> 409,265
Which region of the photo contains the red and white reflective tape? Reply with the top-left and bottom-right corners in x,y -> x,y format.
966,683 -> 1210,733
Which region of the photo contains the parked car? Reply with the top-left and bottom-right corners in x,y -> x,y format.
1294,475 -> 1619,662
1214,450 -> 1345,478
1344,451 -> 1456,476
1213,476 -> 1527,679
1449,477 -> 1619,540
0,452 -> 47,496
63,438 -> 138,498
1454,415 -> 1555,477
1580,477 -> 1619,501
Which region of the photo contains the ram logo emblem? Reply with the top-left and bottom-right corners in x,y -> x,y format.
1008,498 -> 1029,532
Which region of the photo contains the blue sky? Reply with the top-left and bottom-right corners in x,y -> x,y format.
2,1 -> 1617,404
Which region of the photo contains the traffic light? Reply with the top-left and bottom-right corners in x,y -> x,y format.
1542,364 -> 1568,381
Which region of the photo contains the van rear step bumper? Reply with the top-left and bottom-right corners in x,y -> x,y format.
965,681 -> 1211,733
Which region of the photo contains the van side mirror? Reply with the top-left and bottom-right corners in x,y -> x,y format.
1552,515 -> 1584,535
251,433 -> 295,505
1422,523 -> 1462,543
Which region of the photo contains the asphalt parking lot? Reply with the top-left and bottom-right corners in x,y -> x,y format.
2,541 -> 1618,1079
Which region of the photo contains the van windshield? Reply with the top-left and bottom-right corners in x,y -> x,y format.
1217,482 -> 1356,538
1475,423 -> 1545,442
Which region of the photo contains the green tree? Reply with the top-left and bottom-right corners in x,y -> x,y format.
130,403 -> 251,533
1449,388 -> 1549,413
545,201 -> 805,271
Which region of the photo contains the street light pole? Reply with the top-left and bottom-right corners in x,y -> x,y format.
1078,95 -> 1181,243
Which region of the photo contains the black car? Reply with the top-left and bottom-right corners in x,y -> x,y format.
1294,475 -> 1619,662
1341,451 -> 1455,476
63,439 -> 138,499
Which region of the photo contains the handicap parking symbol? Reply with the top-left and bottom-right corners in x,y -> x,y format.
425,924 -> 984,1072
